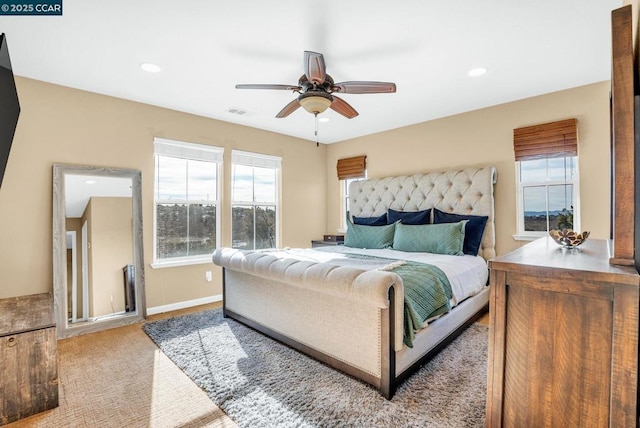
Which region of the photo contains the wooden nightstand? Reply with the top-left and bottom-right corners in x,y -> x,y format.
0,293 -> 59,425
311,240 -> 344,248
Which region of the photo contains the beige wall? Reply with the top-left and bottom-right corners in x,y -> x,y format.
625,0 -> 638,53
0,77 -> 327,306
326,82 -> 611,256
0,76 -> 612,306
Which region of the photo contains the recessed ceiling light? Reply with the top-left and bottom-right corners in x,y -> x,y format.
318,117 -> 330,123
85,180 -> 96,184
468,67 -> 487,77
140,63 -> 162,73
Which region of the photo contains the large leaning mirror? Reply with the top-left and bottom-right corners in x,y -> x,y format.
53,164 -> 146,338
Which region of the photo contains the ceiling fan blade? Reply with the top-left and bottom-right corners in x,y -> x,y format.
275,99 -> 301,118
304,51 -> 327,85
330,96 -> 359,119
236,84 -> 301,91
332,81 -> 396,94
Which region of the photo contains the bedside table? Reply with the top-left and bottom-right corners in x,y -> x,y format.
311,240 -> 344,248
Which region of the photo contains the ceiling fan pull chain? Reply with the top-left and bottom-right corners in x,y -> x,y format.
315,113 -> 319,147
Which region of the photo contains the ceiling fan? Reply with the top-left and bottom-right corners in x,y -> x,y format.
236,51 -> 396,119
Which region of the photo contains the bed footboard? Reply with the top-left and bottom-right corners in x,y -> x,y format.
222,267 -> 399,397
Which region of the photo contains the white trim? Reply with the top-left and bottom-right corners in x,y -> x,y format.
67,231 -> 77,322
146,294 -> 223,315
154,137 -> 223,162
81,221 -> 89,322
232,149 -> 282,168
150,255 -> 213,269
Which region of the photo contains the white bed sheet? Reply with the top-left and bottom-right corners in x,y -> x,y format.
311,245 -> 488,307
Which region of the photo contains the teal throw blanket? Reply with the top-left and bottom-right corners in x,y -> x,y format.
390,261 -> 453,347
338,253 -> 453,347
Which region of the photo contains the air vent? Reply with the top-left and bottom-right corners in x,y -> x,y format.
226,107 -> 248,116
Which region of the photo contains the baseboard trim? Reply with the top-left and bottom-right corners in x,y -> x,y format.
147,294 -> 223,316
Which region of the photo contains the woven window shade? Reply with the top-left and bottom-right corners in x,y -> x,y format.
513,118 -> 578,161
337,155 -> 366,180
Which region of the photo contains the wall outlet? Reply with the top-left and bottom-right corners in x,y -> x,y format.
205,271 -> 212,282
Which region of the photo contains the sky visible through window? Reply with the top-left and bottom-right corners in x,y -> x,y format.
521,157 -> 575,214
156,157 -> 216,201
232,164 -> 276,203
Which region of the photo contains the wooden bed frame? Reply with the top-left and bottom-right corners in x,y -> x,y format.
213,166 -> 497,398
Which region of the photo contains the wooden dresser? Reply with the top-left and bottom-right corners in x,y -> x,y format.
487,238 -> 639,427
0,293 -> 59,425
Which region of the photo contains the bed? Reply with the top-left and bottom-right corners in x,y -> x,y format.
212,166 -> 496,399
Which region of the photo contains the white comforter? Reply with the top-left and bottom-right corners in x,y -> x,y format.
266,246 -> 488,307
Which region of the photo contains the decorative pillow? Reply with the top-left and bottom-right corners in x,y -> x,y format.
392,221 -> 467,255
345,218 -> 396,249
387,208 -> 431,225
353,212 -> 388,226
433,208 -> 489,256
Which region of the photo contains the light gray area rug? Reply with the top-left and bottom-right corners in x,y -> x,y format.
143,309 -> 487,428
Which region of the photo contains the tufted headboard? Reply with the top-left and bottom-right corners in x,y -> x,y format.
348,166 -> 497,260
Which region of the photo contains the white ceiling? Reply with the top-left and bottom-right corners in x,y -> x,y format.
0,0 -> 622,144
64,174 -> 132,218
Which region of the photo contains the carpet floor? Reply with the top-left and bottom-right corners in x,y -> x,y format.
144,309 -> 487,428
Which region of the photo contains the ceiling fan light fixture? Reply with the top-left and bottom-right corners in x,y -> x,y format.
299,92 -> 333,114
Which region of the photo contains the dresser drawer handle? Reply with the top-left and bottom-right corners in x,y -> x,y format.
7,337 -> 16,347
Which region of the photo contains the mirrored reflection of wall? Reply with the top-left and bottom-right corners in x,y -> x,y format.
84,196 -> 133,319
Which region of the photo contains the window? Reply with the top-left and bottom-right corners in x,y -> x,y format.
341,175 -> 366,230
153,138 -> 222,265
337,155 -> 367,231
513,118 -> 579,239
516,156 -> 579,237
231,150 -> 281,250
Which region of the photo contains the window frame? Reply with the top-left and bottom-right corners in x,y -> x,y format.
515,156 -> 580,240
231,150 -> 281,250
152,138 -> 223,268
340,174 -> 367,232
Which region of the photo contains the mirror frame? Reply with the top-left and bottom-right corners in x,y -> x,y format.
53,164 -> 146,338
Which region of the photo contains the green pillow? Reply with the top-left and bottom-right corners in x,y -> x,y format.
344,218 -> 396,249
393,221 -> 467,255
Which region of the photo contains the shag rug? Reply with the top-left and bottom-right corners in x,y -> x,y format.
143,309 -> 487,428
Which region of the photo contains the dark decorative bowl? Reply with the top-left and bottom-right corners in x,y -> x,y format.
549,229 -> 590,248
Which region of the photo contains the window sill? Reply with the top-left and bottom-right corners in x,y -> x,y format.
512,234 -> 545,242
150,256 -> 212,269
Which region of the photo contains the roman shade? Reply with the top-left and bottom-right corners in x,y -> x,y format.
154,137 -> 223,162
337,155 -> 366,180
513,118 -> 578,161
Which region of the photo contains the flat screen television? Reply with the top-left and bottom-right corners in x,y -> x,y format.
0,33 -> 20,190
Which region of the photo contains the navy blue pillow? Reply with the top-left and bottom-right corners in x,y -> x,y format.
388,208 -> 431,225
433,208 -> 488,256
353,212 -> 388,226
